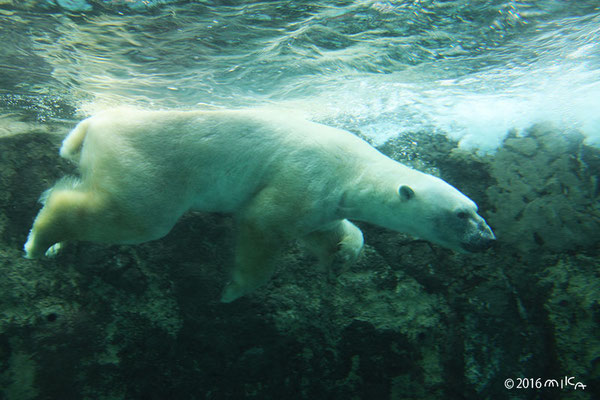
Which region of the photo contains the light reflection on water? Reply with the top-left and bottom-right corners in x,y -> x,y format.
0,0 -> 599,150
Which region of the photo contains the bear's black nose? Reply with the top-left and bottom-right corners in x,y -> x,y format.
461,236 -> 495,253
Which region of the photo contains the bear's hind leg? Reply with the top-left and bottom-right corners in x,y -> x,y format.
24,188 -> 95,258
301,219 -> 364,275
23,186 -> 142,259
25,180 -> 183,259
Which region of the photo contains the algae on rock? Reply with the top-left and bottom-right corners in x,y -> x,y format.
542,255 -> 600,397
1,115 -> 599,399
486,124 -> 600,254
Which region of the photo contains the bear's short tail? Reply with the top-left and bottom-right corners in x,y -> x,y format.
59,118 -> 90,163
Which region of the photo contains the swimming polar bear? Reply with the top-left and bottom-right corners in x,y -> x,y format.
24,108 -> 495,302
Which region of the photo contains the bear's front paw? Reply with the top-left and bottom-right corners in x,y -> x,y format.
330,228 -> 364,275
339,222 -> 364,261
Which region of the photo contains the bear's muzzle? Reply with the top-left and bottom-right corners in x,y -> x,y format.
460,221 -> 495,253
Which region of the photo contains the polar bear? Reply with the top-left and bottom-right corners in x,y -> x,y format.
24,108 -> 495,302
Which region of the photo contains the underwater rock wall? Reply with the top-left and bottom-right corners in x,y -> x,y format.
0,115 -> 598,399
486,124 -> 600,254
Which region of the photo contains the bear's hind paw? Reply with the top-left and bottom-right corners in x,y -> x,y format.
45,242 -> 64,258
23,232 -> 44,259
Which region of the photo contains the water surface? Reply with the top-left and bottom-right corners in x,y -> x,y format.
1,0 -> 599,150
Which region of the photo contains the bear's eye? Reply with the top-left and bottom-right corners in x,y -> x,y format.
457,211 -> 469,220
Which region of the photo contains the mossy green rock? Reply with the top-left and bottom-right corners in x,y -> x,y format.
0,115 -> 598,399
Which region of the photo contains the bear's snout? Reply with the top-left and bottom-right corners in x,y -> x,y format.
460,221 -> 495,253
461,236 -> 495,253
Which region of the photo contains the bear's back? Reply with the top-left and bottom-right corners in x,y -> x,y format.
76,107 -> 382,214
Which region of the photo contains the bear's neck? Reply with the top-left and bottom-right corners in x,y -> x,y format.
337,160 -> 412,231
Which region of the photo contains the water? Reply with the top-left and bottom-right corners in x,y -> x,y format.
2,2 -> 600,399
1,0 -> 599,151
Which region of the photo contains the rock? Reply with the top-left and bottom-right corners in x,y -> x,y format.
0,116 -> 598,399
541,255 -> 600,391
486,124 -> 600,254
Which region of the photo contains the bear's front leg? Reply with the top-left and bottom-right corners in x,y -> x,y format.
220,221 -> 284,303
301,219 -> 364,276
220,186 -> 292,303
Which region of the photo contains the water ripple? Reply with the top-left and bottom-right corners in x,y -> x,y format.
0,0 -> 599,149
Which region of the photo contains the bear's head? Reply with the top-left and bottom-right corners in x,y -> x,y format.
368,171 -> 495,253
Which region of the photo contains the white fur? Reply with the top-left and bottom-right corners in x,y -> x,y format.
24,107 -> 494,301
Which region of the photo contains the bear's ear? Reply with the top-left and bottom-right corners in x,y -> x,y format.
398,185 -> 415,201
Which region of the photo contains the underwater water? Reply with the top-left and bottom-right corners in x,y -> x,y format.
1,0 -> 600,150
0,1 -> 599,399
